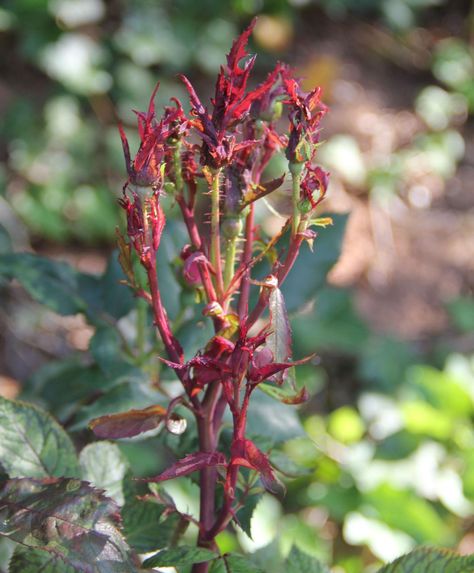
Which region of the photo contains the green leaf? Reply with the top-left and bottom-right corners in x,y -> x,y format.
89,324 -> 128,377
292,287 -> 369,356
246,392 -> 304,443
71,378 -> 159,431
0,477 -> 136,573
24,359 -> 114,421
447,296 -> 474,333
9,545 -> 76,573
377,546 -> 474,572
0,253 -> 88,315
80,442 -> 129,505
0,397 -> 79,478
285,546 -> 330,573
101,252 -> 134,320
155,220 -> 187,321
359,336 -> 417,391
281,214 -> 348,312
121,479 -> 181,554
374,431 -> 421,461
406,364 -> 472,418
235,493 -> 262,539
364,484 -> 452,544
209,554 -> 265,573
143,545 -> 217,568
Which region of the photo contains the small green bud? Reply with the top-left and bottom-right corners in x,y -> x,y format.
298,199 -> 312,214
164,182 -> 176,194
222,216 -> 243,239
272,100 -> 283,121
289,161 -> 304,177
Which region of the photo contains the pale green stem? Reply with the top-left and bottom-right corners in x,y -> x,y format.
223,234 -> 238,291
210,170 -> 224,299
291,165 -> 302,237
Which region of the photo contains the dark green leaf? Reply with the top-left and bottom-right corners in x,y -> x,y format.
122,480 -> 180,554
0,253 -> 88,315
0,397 -> 79,478
71,379 -> 159,431
155,220 -> 187,321
447,296 -> 474,333
101,252 -> 134,320
9,545 -> 76,573
209,554 -> 265,573
246,392 -> 304,443
374,431 -> 421,461
285,546 -> 330,573
89,324 -> 128,377
23,360 -> 119,422
281,214 -> 348,312
292,287 -> 369,356
377,546 -> 474,572
359,336 -> 417,391
235,493 -> 261,539
143,545 -> 217,568
80,442 -> 129,505
0,478 -> 136,573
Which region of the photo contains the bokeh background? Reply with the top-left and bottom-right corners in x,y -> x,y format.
1,0 -> 474,571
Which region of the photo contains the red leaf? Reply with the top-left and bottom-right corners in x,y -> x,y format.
231,440 -> 283,494
146,452 -> 227,483
89,405 -> 168,439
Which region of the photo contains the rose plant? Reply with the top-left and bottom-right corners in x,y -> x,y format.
0,20 -> 472,573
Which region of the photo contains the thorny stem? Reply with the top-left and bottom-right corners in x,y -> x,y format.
237,204 -> 254,320
193,382 -> 221,573
223,232 -> 238,293
210,170 -> 225,300
146,259 -> 182,364
206,386 -> 252,541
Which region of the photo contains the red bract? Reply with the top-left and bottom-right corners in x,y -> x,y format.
180,21 -> 282,168
283,73 -> 328,164
120,85 -> 189,188
301,164 -> 329,209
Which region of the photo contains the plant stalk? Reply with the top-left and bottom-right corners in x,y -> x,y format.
210,170 -> 224,300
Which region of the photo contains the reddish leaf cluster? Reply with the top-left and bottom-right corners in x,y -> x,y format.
115,20 -> 329,560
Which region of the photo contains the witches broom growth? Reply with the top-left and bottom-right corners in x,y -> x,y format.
95,18 -> 329,572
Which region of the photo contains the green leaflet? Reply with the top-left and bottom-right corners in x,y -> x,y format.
377,546 -> 474,572
0,396 -> 79,478
79,442 -> 129,505
143,545 -> 218,568
0,251 -> 134,323
0,477 -> 136,573
280,213 -> 348,312
121,479 -> 181,554
0,253 -> 88,316
285,546 -> 330,573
